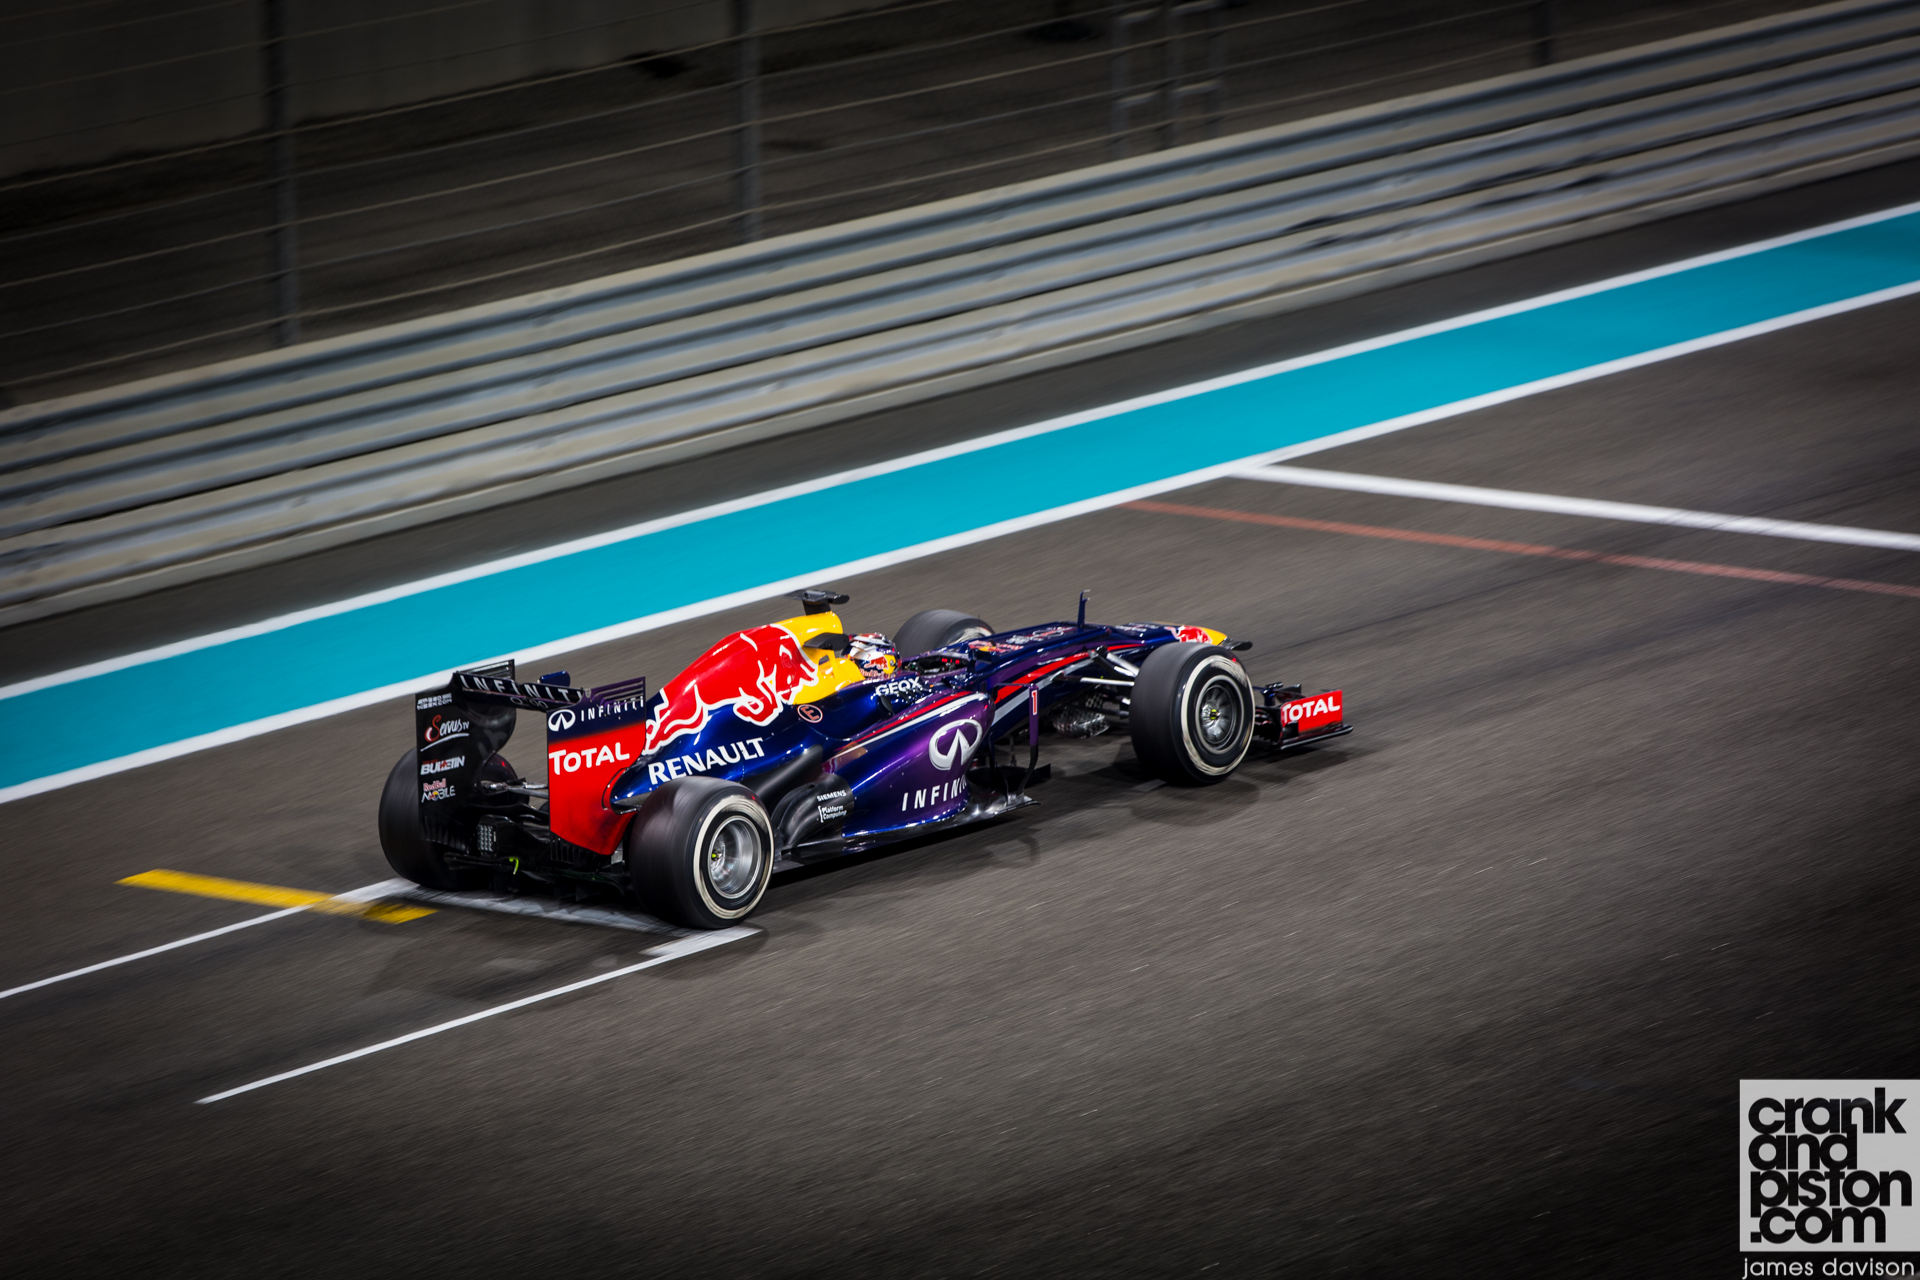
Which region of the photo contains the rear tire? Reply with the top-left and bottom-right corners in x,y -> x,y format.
378,748 -> 466,890
627,778 -> 774,929
895,608 -> 993,657
1129,643 -> 1255,785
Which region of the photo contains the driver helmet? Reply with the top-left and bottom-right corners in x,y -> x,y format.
848,632 -> 898,679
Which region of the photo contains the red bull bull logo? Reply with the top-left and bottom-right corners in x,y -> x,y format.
1172,624 -> 1215,644
641,623 -> 819,757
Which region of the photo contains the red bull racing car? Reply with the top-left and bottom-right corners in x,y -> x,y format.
379,590 -> 1349,929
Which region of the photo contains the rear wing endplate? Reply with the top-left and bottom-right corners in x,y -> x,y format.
413,662 -> 587,832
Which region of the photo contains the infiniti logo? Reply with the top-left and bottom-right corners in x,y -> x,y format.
548,708 -> 576,732
928,719 -> 982,771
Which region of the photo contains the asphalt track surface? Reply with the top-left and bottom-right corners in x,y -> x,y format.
4,164 -> 1920,1277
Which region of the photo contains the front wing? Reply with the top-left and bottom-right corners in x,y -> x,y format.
1254,684 -> 1350,749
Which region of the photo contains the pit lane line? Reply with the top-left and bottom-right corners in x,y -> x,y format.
390,883 -> 686,934
8,198 -> 1920,804
0,879 -> 407,1003
1234,467 -> 1920,551
195,926 -> 756,1103
0,872 -> 692,1005
1122,501 -> 1920,600
122,868 -> 434,922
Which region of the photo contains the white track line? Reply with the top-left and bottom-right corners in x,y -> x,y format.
0,908 -> 304,1002
1236,467 -> 1920,552
196,926 -> 755,1103
0,879 -> 410,1003
392,884 -> 685,935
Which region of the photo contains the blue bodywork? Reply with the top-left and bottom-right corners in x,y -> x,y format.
605,620 -> 1202,856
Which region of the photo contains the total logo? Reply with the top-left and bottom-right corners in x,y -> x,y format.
929,719 -> 982,771
549,741 -> 632,775
900,777 -> 967,812
1284,692 -> 1343,729
645,736 -> 770,785
419,754 -> 465,776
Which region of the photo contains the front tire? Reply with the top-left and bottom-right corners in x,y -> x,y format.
627,778 -> 774,929
895,608 -> 993,657
1129,643 -> 1255,785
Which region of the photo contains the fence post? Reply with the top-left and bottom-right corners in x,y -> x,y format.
1167,0 -> 1225,144
734,0 -> 763,243
1109,3 -> 1161,159
1533,0 -> 1557,66
1158,0 -> 1179,149
262,0 -> 300,346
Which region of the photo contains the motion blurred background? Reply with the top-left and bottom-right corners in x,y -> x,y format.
2,0 -> 1812,401
6,5 -> 1920,1277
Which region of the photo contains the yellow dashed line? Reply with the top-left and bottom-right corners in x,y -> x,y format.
119,870 -> 433,923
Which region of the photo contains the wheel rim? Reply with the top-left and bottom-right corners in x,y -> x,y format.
704,814 -> 765,900
1193,674 -> 1244,752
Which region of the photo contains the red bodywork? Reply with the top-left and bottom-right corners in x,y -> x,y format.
641,623 -> 817,756
546,623 -> 820,854
1283,689 -> 1344,735
547,719 -> 646,853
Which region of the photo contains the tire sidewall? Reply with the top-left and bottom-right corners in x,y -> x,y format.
1130,643 -> 1255,785
690,792 -> 774,921
1176,654 -> 1254,777
629,778 -> 773,929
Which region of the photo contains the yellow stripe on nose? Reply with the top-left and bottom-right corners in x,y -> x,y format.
118,870 -> 433,923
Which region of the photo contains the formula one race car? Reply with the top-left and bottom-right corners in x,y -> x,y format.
379,590 -> 1349,929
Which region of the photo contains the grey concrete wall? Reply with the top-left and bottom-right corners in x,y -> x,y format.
0,0 -> 885,179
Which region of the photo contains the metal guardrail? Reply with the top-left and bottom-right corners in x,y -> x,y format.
4,0 -> 1919,626
9,0 -> 1709,398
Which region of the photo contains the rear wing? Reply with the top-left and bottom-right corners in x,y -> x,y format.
452,664 -> 586,711
413,661 -> 587,832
